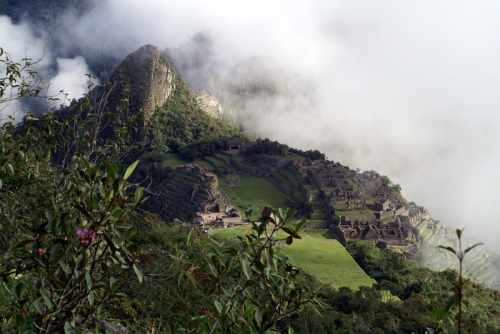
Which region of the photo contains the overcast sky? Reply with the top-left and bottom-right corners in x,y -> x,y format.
2,0 -> 500,248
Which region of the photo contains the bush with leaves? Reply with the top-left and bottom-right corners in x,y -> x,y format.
0,159 -> 147,333
0,49 -> 147,333
146,207 -> 320,333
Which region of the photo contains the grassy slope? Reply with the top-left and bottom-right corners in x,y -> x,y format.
163,153 -> 189,168
220,175 -> 291,213
283,235 -> 376,289
215,225 -> 375,290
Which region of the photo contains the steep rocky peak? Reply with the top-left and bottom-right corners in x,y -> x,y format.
107,44 -> 176,124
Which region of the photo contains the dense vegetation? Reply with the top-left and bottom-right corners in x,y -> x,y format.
0,0 -> 94,25
346,241 -> 500,332
146,68 -> 247,154
245,138 -> 327,161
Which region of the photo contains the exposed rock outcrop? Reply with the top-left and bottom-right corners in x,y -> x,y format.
106,44 -> 176,126
196,91 -> 223,119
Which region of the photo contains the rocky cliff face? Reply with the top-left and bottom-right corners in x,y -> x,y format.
195,91 -> 224,119
107,44 -> 176,125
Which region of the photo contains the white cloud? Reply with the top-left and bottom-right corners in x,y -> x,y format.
0,15 -> 95,122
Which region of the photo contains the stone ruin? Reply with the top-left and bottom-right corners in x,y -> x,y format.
333,198 -> 432,247
153,163 -> 242,227
227,153 -> 419,247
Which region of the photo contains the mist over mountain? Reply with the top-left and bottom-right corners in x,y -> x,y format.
2,0 -> 500,252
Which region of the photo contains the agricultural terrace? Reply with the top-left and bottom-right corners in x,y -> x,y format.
220,176 -> 292,216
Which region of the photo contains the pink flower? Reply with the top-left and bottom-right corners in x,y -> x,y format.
77,229 -> 96,245
26,244 -> 46,255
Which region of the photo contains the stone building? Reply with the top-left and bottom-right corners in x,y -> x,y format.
226,140 -> 240,150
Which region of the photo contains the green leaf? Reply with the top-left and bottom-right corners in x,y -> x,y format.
294,219 -> 305,233
254,259 -> 265,273
45,211 -> 53,224
133,264 -> 143,283
64,321 -> 75,334
98,185 -> 106,198
103,160 -> 116,181
186,231 -> 193,246
123,160 -> 139,180
282,227 -> 302,239
44,296 -> 53,310
50,243 -> 62,262
102,233 -> 117,254
125,226 -> 137,240
87,290 -> 95,305
74,205 -> 92,221
90,284 -> 106,291
111,282 -> 120,293
135,187 -> 143,202
128,244 -> 141,254
59,260 -> 70,273
78,170 -> 90,183
286,236 -> 293,245
278,208 -> 286,220
75,253 -> 84,271
464,243 -> 484,254
185,272 -> 199,287
33,299 -> 43,314
113,178 -> 125,193
242,259 -> 252,279
85,272 -> 92,289
208,263 -> 218,276
438,246 -> 457,255
214,301 -> 223,314
82,158 -> 91,173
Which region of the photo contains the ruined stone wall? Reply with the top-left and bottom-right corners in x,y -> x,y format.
285,198 -> 298,209
258,163 -> 277,172
306,221 -> 329,228
377,211 -> 394,219
222,217 -> 242,223
330,226 -> 347,247
290,193 -> 303,203
414,219 -> 428,234
303,229 -> 329,233
229,159 -> 266,177
278,168 -> 289,180
336,210 -> 373,216
398,215 -> 411,223
343,214 -> 377,221
395,206 -> 407,216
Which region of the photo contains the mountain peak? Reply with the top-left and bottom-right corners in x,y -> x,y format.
107,44 -> 176,125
